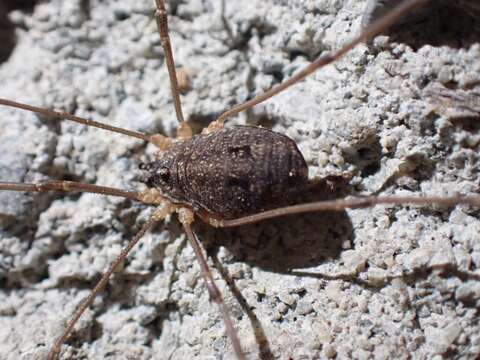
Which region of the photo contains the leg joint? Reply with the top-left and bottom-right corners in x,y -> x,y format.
205,280 -> 222,303
161,38 -> 170,47
154,8 -> 167,18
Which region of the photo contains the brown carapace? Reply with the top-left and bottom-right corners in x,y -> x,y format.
144,126 -> 308,219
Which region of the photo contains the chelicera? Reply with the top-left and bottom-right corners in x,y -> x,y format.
0,0 -> 479,359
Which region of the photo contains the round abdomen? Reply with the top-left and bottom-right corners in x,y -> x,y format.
149,126 -> 308,219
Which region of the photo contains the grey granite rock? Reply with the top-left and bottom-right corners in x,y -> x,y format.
0,1 -> 479,359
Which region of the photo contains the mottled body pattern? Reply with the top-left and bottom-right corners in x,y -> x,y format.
147,126 -> 308,219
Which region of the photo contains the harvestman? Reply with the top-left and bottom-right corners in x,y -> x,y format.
0,0 -> 479,359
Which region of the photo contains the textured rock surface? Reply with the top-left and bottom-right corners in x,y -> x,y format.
0,0 -> 479,359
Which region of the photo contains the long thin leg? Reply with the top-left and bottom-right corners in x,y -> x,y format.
154,0 -> 185,124
47,203 -> 173,360
200,194 -> 480,228
0,180 -> 141,201
0,98 -> 151,142
214,0 -> 428,125
178,208 -> 245,360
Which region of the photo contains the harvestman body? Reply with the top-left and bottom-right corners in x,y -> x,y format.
144,126 -> 308,220
1,0 -> 479,359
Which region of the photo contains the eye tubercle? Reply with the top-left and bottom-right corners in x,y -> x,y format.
158,166 -> 170,182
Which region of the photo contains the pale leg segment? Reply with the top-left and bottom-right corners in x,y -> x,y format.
47,202 -> 174,360
154,0 -> 185,124
198,195 -> 480,228
0,180 -> 141,201
149,124 -> 192,150
176,121 -> 193,140
213,0 -> 428,124
202,119 -> 225,135
178,208 -> 246,360
0,98 -> 150,142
